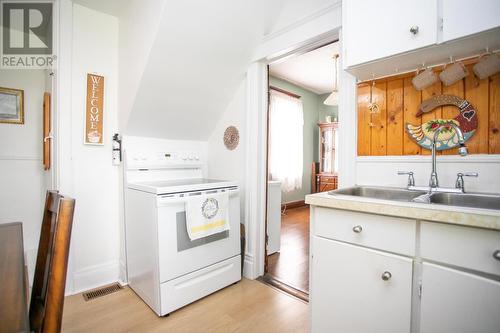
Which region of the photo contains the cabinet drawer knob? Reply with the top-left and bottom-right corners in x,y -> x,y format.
493,250 -> 500,261
352,225 -> 363,233
381,271 -> 392,281
410,25 -> 419,35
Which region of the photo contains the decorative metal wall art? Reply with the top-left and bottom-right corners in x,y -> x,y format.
405,94 -> 477,151
223,126 -> 239,150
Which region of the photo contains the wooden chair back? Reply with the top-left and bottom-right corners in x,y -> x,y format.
29,190 -> 75,333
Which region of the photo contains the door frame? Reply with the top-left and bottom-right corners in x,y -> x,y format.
263,40 -> 340,274
244,27 -> 358,279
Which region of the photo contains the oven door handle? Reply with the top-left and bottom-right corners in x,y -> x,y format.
157,196 -> 190,206
156,187 -> 239,206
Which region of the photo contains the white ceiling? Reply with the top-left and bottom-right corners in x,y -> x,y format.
269,42 -> 339,94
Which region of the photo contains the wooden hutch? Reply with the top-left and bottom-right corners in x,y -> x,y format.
313,122 -> 338,192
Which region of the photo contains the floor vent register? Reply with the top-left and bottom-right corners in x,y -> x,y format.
82,283 -> 123,301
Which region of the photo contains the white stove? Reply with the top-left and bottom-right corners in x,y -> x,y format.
128,178 -> 238,195
124,150 -> 241,316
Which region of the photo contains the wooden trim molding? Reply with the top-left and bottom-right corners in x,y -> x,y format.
281,200 -> 307,210
269,86 -> 301,99
258,274 -> 309,302
43,92 -> 51,170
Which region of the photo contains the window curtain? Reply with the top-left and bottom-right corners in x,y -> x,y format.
268,89 -> 304,192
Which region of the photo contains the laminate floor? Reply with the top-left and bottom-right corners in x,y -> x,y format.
267,205 -> 310,293
62,278 -> 308,333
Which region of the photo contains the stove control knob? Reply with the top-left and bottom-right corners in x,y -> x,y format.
194,156 -> 200,161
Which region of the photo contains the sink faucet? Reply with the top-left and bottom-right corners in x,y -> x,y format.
429,122 -> 467,190
455,172 -> 479,192
398,122 -> 478,195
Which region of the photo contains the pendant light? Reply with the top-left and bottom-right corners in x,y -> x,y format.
324,54 -> 339,106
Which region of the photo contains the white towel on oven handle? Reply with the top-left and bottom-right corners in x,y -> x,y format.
185,191 -> 230,241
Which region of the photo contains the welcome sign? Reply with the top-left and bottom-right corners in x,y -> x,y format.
85,73 -> 104,145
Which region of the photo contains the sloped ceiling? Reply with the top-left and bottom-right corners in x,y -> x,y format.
124,1 -> 267,140
119,0 -> 338,140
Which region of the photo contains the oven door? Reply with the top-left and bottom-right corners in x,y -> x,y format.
156,187 -> 240,283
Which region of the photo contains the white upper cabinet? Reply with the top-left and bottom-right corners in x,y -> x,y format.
342,0 -> 500,78
442,0 -> 500,42
343,0 -> 438,68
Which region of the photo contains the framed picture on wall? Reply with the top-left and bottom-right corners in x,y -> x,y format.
0,87 -> 24,124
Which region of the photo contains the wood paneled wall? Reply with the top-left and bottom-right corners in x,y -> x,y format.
357,61 -> 500,156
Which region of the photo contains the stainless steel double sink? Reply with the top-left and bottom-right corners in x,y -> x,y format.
330,186 -> 500,211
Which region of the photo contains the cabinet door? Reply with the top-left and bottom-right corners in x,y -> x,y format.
320,127 -> 334,174
311,237 -> 413,333
343,0 -> 437,67
420,262 -> 500,333
442,0 -> 500,42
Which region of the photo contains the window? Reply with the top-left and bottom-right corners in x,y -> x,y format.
268,89 -> 304,192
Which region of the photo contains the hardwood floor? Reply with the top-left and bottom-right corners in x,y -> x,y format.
267,205 -> 310,293
62,278 -> 308,333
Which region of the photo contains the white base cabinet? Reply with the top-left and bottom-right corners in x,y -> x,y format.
311,237 -> 413,333
420,263 -> 500,333
310,206 -> 500,333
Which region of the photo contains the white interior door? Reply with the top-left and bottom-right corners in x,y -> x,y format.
311,237 -> 413,333
420,262 -> 500,333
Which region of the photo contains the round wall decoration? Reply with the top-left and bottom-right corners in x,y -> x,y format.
405,94 -> 477,151
223,126 -> 239,150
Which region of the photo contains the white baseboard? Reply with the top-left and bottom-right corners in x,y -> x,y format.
69,260 -> 120,295
119,259 -> 127,284
118,279 -> 129,287
243,253 -> 256,279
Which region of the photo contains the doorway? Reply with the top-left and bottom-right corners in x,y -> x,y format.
263,41 -> 340,298
0,68 -> 55,285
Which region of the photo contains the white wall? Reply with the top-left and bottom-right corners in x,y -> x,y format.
207,80 -> 247,221
239,1 -> 342,279
123,136 -> 208,155
65,4 -> 120,295
0,69 -> 49,284
124,1 -> 267,141
117,0 -> 166,130
356,156 -> 500,192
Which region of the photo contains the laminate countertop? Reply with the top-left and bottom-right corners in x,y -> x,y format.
306,191 -> 500,231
